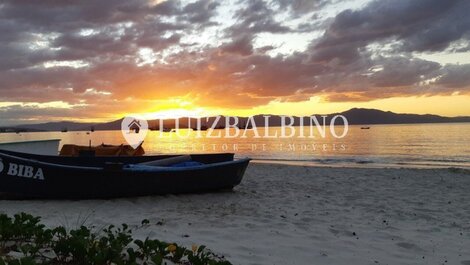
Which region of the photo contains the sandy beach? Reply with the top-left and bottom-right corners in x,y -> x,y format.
1,163 -> 469,265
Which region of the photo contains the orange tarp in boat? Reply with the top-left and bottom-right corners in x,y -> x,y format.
60,144 -> 145,157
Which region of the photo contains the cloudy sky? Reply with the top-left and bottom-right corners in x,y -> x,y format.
1,0 -> 470,125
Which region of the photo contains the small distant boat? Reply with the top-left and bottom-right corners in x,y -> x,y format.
0,139 -> 60,156
0,150 -> 250,199
161,128 -> 172,132
61,128 -> 68,133
361,127 -> 370,129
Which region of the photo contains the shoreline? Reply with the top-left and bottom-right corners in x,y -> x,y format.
1,164 -> 470,264
251,159 -> 470,170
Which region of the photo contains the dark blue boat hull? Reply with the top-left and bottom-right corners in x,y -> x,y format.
0,151 -> 250,199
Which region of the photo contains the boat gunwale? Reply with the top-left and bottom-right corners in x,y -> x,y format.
122,158 -> 251,172
0,151 -> 102,171
0,151 -> 250,172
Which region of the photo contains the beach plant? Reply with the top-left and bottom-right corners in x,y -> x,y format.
0,213 -> 231,265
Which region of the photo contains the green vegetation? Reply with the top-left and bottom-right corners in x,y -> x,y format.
0,213 -> 231,265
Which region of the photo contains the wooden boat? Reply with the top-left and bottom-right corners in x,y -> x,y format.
0,139 -> 60,156
0,150 -> 250,199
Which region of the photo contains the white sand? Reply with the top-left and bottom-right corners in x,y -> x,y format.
1,164 -> 470,265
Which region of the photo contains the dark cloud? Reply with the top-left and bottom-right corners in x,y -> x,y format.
435,64 -> 470,89
182,0 -> 219,24
220,35 -> 254,56
312,0 -> 470,60
369,57 -> 441,87
275,0 -> 330,15
0,0 -> 220,98
302,0 -> 470,101
309,42 -> 364,65
0,0 -> 217,70
227,0 -> 290,37
0,0 -> 469,124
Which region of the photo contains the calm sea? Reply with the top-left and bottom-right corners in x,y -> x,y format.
1,123 -> 469,168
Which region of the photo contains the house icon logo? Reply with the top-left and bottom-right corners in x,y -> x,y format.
128,119 -> 142,133
121,116 -> 148,149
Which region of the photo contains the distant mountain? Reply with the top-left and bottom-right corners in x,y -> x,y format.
199,109 -> 470,127
87,119 -> 121,131
336,108 -> 470,125
14,121 -> 96,132
2,108 -> 470,132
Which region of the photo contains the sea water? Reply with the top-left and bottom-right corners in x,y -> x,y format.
0,123 -> 469,168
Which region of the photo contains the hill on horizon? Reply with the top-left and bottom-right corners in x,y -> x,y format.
2,108 -> 470,132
